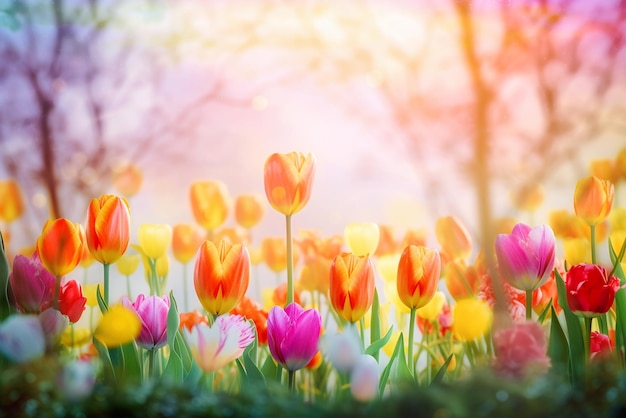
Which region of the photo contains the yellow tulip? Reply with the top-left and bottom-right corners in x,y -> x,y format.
417,291 -> 446,321
616,147 -> 626,181
344,222 -> 380,257
384,281 -> 410,315
116,254 -> 140,276
138,224 -> 172,259
61,327 -> 92,348
82,283 -> 102,308
376,253 -> 401,283
189,180 -> 230,231
93,305 -> 141,348
452,298 -> 492,342
563,238 -> 591,267
156,254 -> 170,277
573,176 -> 614,227
0,179 -> 24,222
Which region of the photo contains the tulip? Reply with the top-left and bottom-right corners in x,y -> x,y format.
375,225 -> 397,256
344,222 -> 380,257
116,254 -> 140,276
234,194 -> 265,229
93,304 -> 141,348
376,253 -> 401,283
194,240 -> 250,316
417,290 -> 446,321
9,254 -> 56,313
189,180 -> 230,233
590,331 -> 613,361
82,284 -> 101,308
0,179 -> 24,223
350,354 -> 380,402
510,182 -> 544,212
231,295 -> 269,346
493,320 -> 550,377
272,282 -> 302,308
61,326 -> 92,348
263,152 -> 316,216
172,224 -> 204,264
566,263 -> 620,318
39,308 -> 69,349
397,245 -> 441,310
267,303 -> 321,373
122,294 -> 170,350
443,259 -> 480,300
298,258 -> 330,295
184,314 -> 255,372
435,216 -> 473,262
0,314 -> 46,363
319,327 -> 362,373
138,224 -> 172,260
79,243 -> 95,269
329,253 -> 375,323
261,237 -> 289,273
179,310 -> 209,332
111,163 -> 143,197
85,194 -> 131,265
37,218 -> 84,278
59,279 -> 87,323
452,298 -> 492,342
400,228 -> 427,249
563,238 -> 591,266
574,176 -> 614,227
589,159 -> 619,184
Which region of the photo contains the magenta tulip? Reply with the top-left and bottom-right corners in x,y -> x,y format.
267,302 -> 321,371
495,223 -> 556,291
9,254 -> 56,313
122,294 -> 170,350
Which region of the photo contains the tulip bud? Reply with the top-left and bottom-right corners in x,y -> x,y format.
344,222 -> 380,257
350,354 -> 380,402
573,176 -> 614,226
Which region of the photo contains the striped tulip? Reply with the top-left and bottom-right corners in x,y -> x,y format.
37,218 -> 84,277
85,194 -> 131,264
329,253 -> 375,323
263,152 -> 316,216
189,180 -> 230,232
396,245 -> 441,310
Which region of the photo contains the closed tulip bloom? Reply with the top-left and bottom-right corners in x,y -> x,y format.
138,224 -> 172,259
350,354 -> 380,402
234,194 -> 265,229
264,152 -> 316,216
0,179 -> 24,222
435,216 -> 472,262
344,222 -> 380,257
116,254 -> 140,276
59,280 -> 87,323
376,253 -> 401,283
397,245 -> 441,310
267,302 -> 322,371
452,298 -> 492,342
112,163 -> 143,197
172,224 -> 204,264
0,314 -> 46,363
9,254 -> 56,313
194,240 -> 250,316
184,314 -> 255,372
261,237 -> 291,273
494,223 -> 556,291
417,290 -> 446,321
85,194 -> 131,264
189,180 -> 230,231
37,218 -> 84,277
566,264 -> 621,318
574,176 -> 614,226
122,294 -> 170,350
93,305 -> 141,348
82,283 -> 101,308
329,253 -> 375,323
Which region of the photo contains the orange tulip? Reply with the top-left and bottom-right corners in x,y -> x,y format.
263,152 -> 316,216
329,253 -> 375,323
589,159 -> 619,184
435,216 -> 472,262
234,194 -> 265,229
37,218 -> 84,277
616,148 -> 626,181
299,257 -> 331,295
189,180 -> 230,232
0,179 -> 24,222
194,240 -> 250,316
510,182 -> 544,212
261,237 -> 299,273
172,224 -> 204,264
397,245 -> 441,310
375,225 -> 397,256
400,228 -> 427,249
112,163 -> 143,197
85,194 -> 131,264
574,176 -> 614,226
443,259 -> 480,300
214,226 -> 250,245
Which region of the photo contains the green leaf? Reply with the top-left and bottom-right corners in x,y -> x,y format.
554,268 -> 585,384
93,337 -> 116,383
431,353 -> 453,385
260,354 -> 279,382
378,332 -> 412,397
243,344 -> 265,384
547,306 -> 569,373
120,341 -> 141,381
96,284 -> 108,313
609,240 -> 626,367
163,348 -> 184,383
0,231 -> 13,321
365,326 -> 393,357
370,290 -> 381,361
166,291 -> 180,349
537,298 -> 553,324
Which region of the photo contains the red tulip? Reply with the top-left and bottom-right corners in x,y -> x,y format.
58,280 -> 87,323
566,263 -> 621,317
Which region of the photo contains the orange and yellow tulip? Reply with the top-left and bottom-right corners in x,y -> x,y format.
172,224 -> 204,264
36,218 -> 84,277
261,237 -> 289,273
85,194 -> 131,265
263,152 -> 316,216
443,259 -> 480,300
510,182 -> 544,212
189,180 -> 230,232
396,245 -> 441,310
0,179 -> 24,222
194,240 -> 250,316
234,194 -> 265,229
435,216 -> 472,262
329,253 -> 375,323
573,176 -> 614,226
616,147 -> 626,181
111,163 -> 143,197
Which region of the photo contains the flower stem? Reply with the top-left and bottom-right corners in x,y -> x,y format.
288,369 -> 296,392
148,258 -> 158,296
54,275 -> 61,310
148,348 -> 155,380
408,308 -> 417,377
286,214 -> 294,306
103,263 -> 110,307
526,289 -> 533,320
583,317 -> 592,364
590,225 -> 597,264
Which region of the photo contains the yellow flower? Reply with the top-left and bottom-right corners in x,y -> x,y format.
82,283 -> 102,308
375,253 -> 401,283
344,222 -> 380,257
138,224 -> 172,259
563,238 -> 591,267
417,291 -> 446,321
61,327 -> 92,348
93,305 -> 141,348
156,254 -> 170,277
452,298 -> 492,342
116,254 -> 140,276
573,176 -> 614,227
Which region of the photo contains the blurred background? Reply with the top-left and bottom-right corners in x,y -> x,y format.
1,0 -> 625,306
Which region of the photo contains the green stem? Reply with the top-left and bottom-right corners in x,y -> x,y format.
359,317 -> 365,351
148,258 -> 158,296
286,214 -> 294,306
54,275 -> 61,311
583,317 -> 593,363
526,289 -> 533,320
408,308 -> 417,377
205,371 -> 214,393
288,369 -> 296,392
103,263 -> 110,306
590,224 -> 597,264
148,348 -> 156,380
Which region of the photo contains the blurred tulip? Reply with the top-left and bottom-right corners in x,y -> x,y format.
85,195 -> 131,265
155,253 -> 169,278
37,218 -> 84,277
138,224 -> 172,260
249,245 -> 263,266
214,226 -> 250,245
0,314 -> 46,363
272,282 -> 302,308
319,327 -> 362,373
189,180 -> 230,232
566,263 -> 620,318
234,194 -> 265,229
9,254 -> 56,313
344,222 -> 380,257
231,295 -> 269,345
610,208 -> 626,232
617,147 -> 626,181
400,228 -> 427,249
116,254 -> 140,276
184,314 -> 255,372
82,283 -> 101,308
563,238 -> 591,266
494,217 -> 517,235
376,253 -> 401,283
417,290 -> 446,321
112,163 -> 143,197
93,304 -> 141,348
384,281 -> 410,317
350,354 -> 379,402
374,225 -> 396,256
589,159 -> 619,184
172,224 -> 205,264
39,308 -> 70,349
261,237 -> 289,273
0,179 -> 24,222
443,259 -> 480,300
511,182 -> 544,212
79,242 -> 95,268
122,294 -> 170,350
494,223 -> 556,291
59,280 -> 87,323
179,310 -> 208,332
61,326 -> 92,348
493,320 -> 550,377
263,152 -> 316,216
397,245 -> 441,310
435,216 -> 472,262
267,302 -> 321,371
298,258 -> 330,295
329,253 -> 375,323
452,298 -> 492,342
549,209 -> 587,239
573,176 -> 614,226
590,331 -> 613,361
194,240 -> 250,316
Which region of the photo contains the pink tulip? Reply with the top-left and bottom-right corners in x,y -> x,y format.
495,223 -> 556,291
9,254 -> 56,313
39,308 -> 69,349
493,320 -> 551,377
183,314 -> 255,372
122,294 -> 170,350
350,354 -> 380,402
267,302 -> 321,371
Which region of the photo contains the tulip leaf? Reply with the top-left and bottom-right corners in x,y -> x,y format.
378,332 -> 412,397
609,239 -> 626,367
537,298 -> 553,324
164,347 -> 184,383
243,348 -> 266,384
431,353 -> 453,385
260,354 -> 279,382
370,289 -> 381,361
166,292 -> 180,349
554,268 -> 585,384
120,342 -> 141,381
96,284 -> 108,313
0,232 -> 13,321
93,337 -> 116,383
547,306 -> 569,373
365,325 -> 393,357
